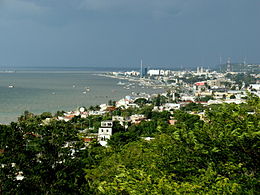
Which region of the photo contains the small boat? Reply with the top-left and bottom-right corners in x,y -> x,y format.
8,85 -> 14,88
117,81 -> 126,85
83,87 -> 90,94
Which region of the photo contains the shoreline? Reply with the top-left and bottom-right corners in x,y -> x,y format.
95,73 -> 168,89
0,72 -> 166,125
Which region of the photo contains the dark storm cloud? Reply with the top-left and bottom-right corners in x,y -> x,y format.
0,0 -> 259,68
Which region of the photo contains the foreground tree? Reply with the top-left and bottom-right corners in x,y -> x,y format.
1,95 -> 259,194
0,120 -> 92,194
85,100 -> 260,194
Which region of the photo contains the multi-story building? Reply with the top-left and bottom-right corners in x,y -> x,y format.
98,121 -> 113,146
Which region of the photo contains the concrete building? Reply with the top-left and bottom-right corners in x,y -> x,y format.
163,103 -> 181,111
181,95 -> 196,102
130,114 -> 146,124
98,121 -> 113,146
112,116 -> 125,126
194,82 -> 207,92
148,69 -> 161,76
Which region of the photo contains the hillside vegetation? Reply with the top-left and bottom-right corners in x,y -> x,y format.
0,94 -> 259,194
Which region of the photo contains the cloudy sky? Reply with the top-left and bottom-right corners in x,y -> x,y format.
0,0 -> 259,69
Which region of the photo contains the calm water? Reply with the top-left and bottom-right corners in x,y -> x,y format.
0,70 -> 160,124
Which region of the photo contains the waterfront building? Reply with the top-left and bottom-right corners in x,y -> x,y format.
148,69 -> 161,76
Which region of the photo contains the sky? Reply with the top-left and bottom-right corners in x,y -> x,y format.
0,0 -> 259,69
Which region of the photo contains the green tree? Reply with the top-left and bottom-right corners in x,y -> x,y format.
134,98 -> 148,107
181,102 -> 205,112
0,119 -> 90,194
85,100 -> 260,194
196,95 -> 214,102
138,105 -> 153,119
39,112 -> 52,119
108,132 -> 139,151
18,110 -> 34,121
54,110 -> 65,117
230,94 -> 236,99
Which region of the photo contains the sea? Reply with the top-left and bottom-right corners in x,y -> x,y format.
0,67 -> 163,124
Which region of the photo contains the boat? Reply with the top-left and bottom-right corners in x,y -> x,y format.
117,81 -> 126,86
83,87 -> 90,94
8,85 -> 14,88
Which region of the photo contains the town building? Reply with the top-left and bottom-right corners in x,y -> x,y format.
98,121 -> 113,146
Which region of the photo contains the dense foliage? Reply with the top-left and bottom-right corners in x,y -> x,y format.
0,95 -> 259,194
86,96 -> 260,194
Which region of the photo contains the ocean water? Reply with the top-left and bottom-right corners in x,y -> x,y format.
0,70 -> 161,124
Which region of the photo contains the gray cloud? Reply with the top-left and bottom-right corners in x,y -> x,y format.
0,0 -> 49,22
0,0 -> 259,67
0,0 -> 47,14
0,0 -> 188,22
78,0 -> 187,17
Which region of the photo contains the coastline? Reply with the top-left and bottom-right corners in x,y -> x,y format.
0,70 -> 166,124
95,72 -> 167,89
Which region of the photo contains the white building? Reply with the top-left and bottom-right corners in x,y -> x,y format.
181,95 -> 195,102
163,103 -> 181,111
116,98 -> 130,108
224,99 -> 246,104
112,116 -> 125,126
148,69 -> 161,76
249,84 -> 260,91
98,121 -> 113,146
208,99 -> 246,105
124,71 -> 140,76
88,110 -> 107,116
116,96 -> 135,108
130,114 -> 146,124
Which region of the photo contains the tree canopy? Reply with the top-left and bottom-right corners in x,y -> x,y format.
0,95 -> 259,194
